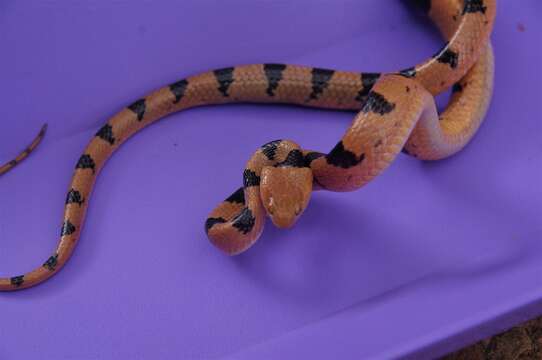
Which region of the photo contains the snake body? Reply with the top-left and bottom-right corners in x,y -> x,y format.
0,0 -> 495,290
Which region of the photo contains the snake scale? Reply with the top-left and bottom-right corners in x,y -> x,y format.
0,0 -> 496,290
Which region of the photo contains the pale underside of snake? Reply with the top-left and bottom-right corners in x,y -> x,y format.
0,0 -> 496,290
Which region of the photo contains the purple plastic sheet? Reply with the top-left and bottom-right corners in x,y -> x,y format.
1,1 -> 541,358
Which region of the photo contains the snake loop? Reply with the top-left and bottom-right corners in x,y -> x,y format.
0,0 -> 496,290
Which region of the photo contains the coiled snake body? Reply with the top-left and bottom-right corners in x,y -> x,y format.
0,0 -> 496,290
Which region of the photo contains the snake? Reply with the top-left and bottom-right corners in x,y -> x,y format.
0,0 -> 496,291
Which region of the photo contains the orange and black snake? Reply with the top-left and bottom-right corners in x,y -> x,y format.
0,0 -> 496,290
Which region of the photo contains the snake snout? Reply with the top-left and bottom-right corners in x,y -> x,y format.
260,165 -> 313,229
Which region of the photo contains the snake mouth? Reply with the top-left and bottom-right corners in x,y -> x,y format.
269,213 -> 297,229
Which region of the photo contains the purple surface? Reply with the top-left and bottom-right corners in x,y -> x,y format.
1,0 -> 541,359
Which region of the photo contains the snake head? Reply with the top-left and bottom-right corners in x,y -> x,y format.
260,165 -> 313,229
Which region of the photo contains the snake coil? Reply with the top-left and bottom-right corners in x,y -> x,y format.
0,0 -> 496,290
